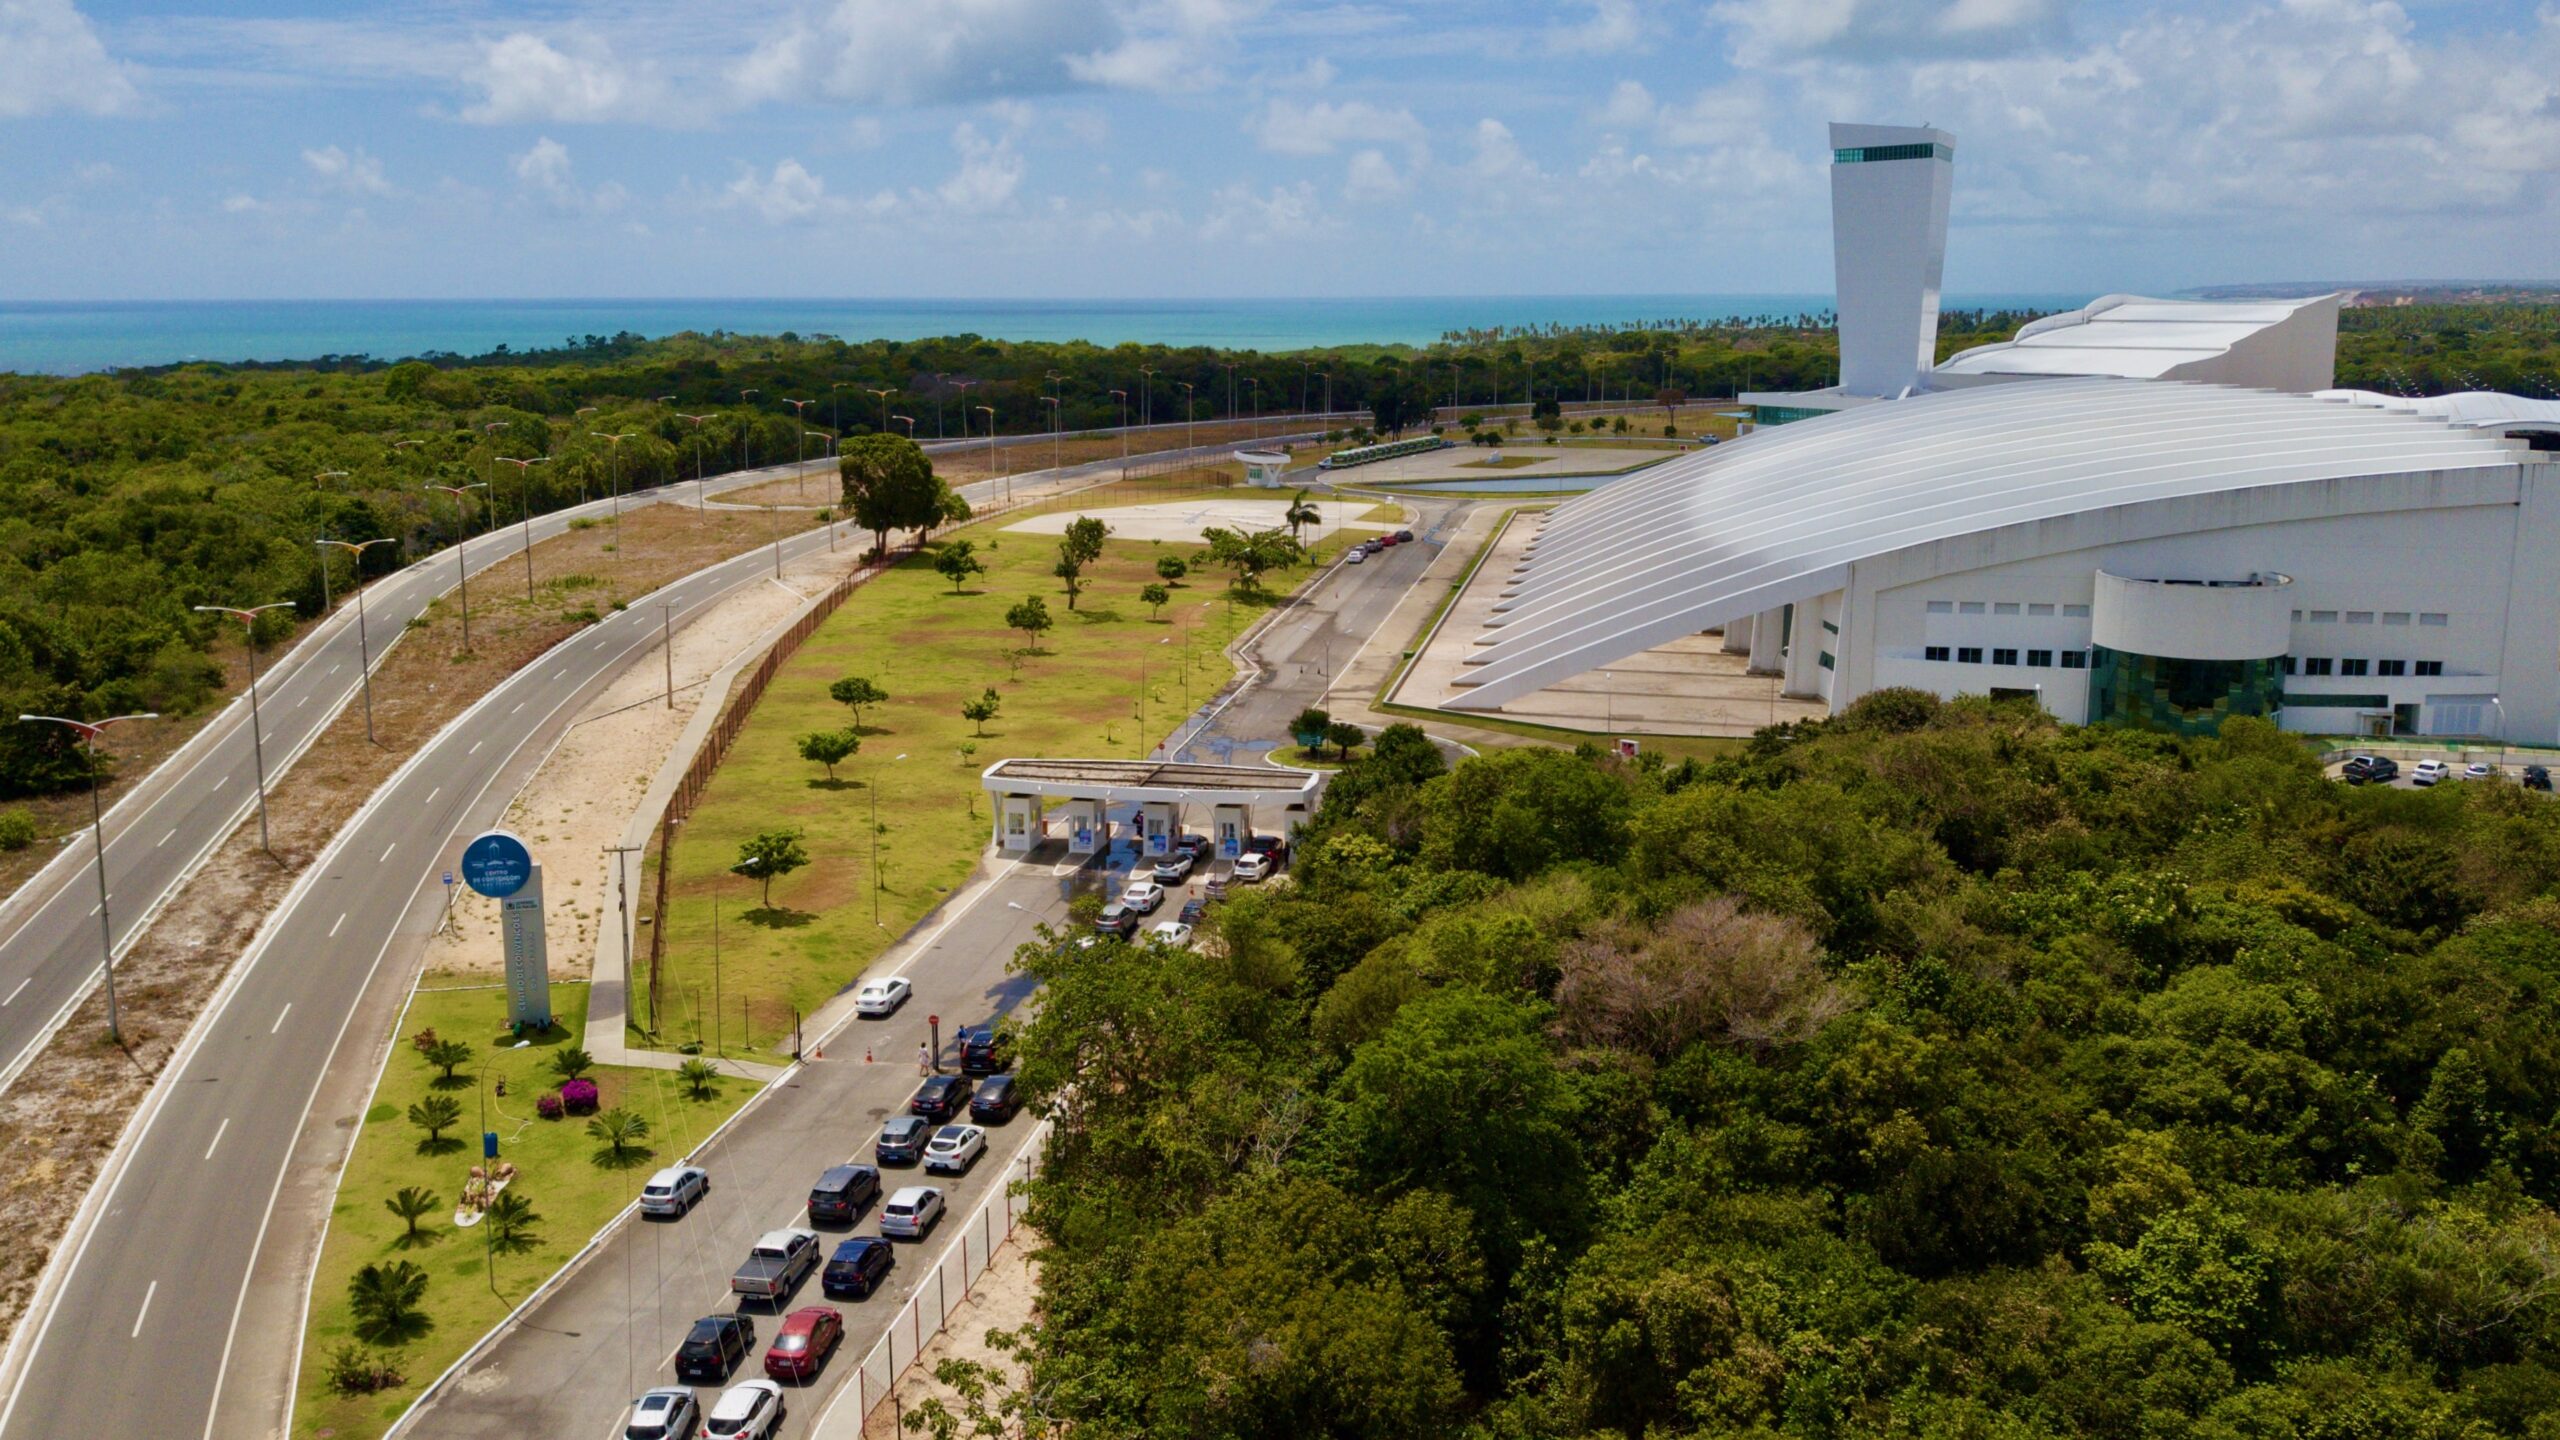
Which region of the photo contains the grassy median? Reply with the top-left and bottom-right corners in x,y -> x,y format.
295,980 -> 760,1440
645,491 -> 1347,1050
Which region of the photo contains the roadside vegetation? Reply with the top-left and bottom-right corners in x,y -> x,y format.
296,980 -> 759,1440
955,697 -> 2560,1439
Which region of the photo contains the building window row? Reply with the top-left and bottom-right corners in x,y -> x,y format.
2285,657 -> 2444,678
1924,600 -> 2089,618
1923,646 -> 2085,669
2294,609 -> 2448,627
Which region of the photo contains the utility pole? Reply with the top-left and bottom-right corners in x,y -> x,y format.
658,601 -> 676,707
191,603 -> 294,853
314,537 -> 398,743
15,712 -> 156,1043
605,842 -> 644,1011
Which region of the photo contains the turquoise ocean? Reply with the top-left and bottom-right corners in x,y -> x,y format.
0,294 -> 2083,376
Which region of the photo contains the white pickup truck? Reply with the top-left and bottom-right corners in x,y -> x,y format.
729,1228 -> 820,1304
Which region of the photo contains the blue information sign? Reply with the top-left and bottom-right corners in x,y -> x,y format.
460,830 -> 534,899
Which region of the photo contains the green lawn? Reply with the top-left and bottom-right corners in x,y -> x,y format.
295,981 -> 760,1440
647,502 -> 1346,1051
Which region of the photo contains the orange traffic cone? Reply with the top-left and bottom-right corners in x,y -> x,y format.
864,1046 -> 873,1064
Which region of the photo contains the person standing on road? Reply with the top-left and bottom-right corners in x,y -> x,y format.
917,1041 -> 933,1076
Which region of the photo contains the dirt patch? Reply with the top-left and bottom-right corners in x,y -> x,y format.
0,501 -> 826,1351
722,417 -> 1331,509
867,1236 -> 1044,1432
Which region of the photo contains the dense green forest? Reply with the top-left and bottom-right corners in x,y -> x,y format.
7,303 -> 2559,794
1002,698 -> 2560,1440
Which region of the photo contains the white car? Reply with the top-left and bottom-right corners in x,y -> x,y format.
1231,852 -> 1272,882
2411,759 -> 2451,786
924,1124 -> 987,1175
702,1379 -> 784,1439
1344,547 -> 1367,565
1121,879 -> 1164,913
854,977 -> 912,1017
880,1186 -> 945,1239
637,1164 -> 708,1218
623,1387 -> 699,1440
2463,763 -> 2496,781
1148,921 -> 1195,948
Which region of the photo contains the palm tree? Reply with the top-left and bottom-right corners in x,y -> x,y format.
348,1260 -> 430,1344
587,1107 -> 652,1167
677,1058 -> 721,1101
547,1047 -> 595,1083
409,1094 -> 462,1150
1284,489 -> 1322,543
422,1039 -> 472,1084
384,1187 -> 441,1246
484,1191 -> 541,1253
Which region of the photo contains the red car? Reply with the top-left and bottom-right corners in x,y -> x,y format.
763,1305 -> 843,1381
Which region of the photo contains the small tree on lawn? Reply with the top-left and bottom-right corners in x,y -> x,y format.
1201,526 -> 1303,595
829,675 -> 889,728
349,1261 -> 430,1345
422,1039 -> 472,1084
1657,387 -> 1687,423
1612,415 -> 1630,435
384,1187 -> 440,1245
484,1191 -> 540,1252
677,1057 -> 721,1101
1006,596 -> 1053,653
1290,706 -> 1331,750
587,1107 -> 652,1167
1140,582 -> 1170,620
734,829 -> 809,907
933,541 -> 985,594
1154,554 -> 1188,585
409,1094 -> 463,1148
547,1047 -> 595,1083
797,728 -> 859,781
961,688 -> 1002,736
1054,515 -> 1110,609
1326,719 -> 1365,761
1284,489 -> 1322,543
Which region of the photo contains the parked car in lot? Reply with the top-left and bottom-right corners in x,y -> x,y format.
2528,765 -> 2554,792
1202,874 -> 1229,900
1178,896 -> 1208,926
1121,879 -> 1165,913
1175,832 -> 1211,859
2340,754 -> 2383,783
910,1074 -> 970,1122
2412,759 -> 2451,786
2464,762 -> 2496,781
806,1164 -> 880,1226
854,977 -> 912,1017
876,1114 -> 932,1166
822,1236 -> 895,1300
702,1378 -> 785,1438
959,1026 -> 1008,1075
730,1229 -> 821,1305
2364,756 -> 2399,784
762,1306 -> 843,1382
623,1386 -> 699,1440
969,1074 -> 1022,1124
675,1314 -> 756,1382
1149,920 -> 1195,948
1093,902 -> 1140,939
1231,851 -> 1272,882
925,1124 -> 988,1175
880,1186 -> 946,1240
1152,849 -> 1195,882
1243,834 -> 1290,866
638,1164 -> 708,1218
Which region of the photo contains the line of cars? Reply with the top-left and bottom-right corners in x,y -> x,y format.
1342,527 -> 1417,566
1091,832 -> 1291,946
2340,754 -> 2553,789
624,1027 -> 1029,1438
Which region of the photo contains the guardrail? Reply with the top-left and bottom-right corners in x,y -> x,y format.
817,1117 -> 1051,1437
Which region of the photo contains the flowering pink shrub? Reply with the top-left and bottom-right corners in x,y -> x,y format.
560,1078 -> 600,1115
536,1091 -> 564,1120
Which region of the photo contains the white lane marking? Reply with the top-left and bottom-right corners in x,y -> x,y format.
88,904 -> 99,917
203,1118 -> 229,1162
553,669 -> 568,680
158,829 -> 176,847
271,1003 -> 292,1034
379,843 -> 397,864
425,787 -> 440,805
510,701 -> 525,715
2,978 -> 28,1007
328,664 -> 340,677
329,912 -> 346,938
296,695 -> 309,709
468,740 -> 482,755
131,1281 -> 156,1338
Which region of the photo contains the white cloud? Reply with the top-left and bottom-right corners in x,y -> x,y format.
1550,0 -> 1644,55
221,193 -> 269,215
1598,78 -> 1656,129
1199,180 -> 1324,241
1342,148 -> 1407,203
302,145 -> 393,197
460,32 -> 650,124
724,158 -> 837,224
1709,0 -> 2068,62
0,0 -> 139,117
780,0 -> 1119,107
937,121 -> 1025,212
1467,118 -> 1545,185
1254,98 -> 1429,162
511,137 -> 626,215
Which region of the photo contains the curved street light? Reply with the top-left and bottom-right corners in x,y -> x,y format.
315,537 -> 399,742
424,482 -> 489,650
14,712 -> 157,1042
190,602 -> 295,853
590,431 -> 638,568
495,454 -> 552,597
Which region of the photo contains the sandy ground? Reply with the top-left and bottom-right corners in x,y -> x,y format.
1003,496 -> 1390,545
420,547 -> 875,984
865,1237 -> 1043,1433
1335,443 -> 1673,484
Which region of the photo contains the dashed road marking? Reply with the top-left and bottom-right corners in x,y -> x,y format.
2,978 -> 28,1007
379,843 -> 397,864
204,1118 -> 228,1162
271,1003 -> 291,1034
131,1282 -> 156,1339
329,912 -> 346,937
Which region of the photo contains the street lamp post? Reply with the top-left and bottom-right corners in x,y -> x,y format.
424,483 -> 489,650
677,413 -> 714,514
951,379 -> 977,439
496,455 -> 551,599
1041,397 -> 1061,481
738,390 -> 759,475
315,538 -> 398,742
14,712 -> 157,1043
1247,376 -> 1259,437
590,432 -> 637,570
892,414 -> 915,438
975,406 -> 1000,505
192,603 -> 294,853
1110,390 -> 1128,464
783,399 -> 813,497
804,431 -> 833,557
1178,381 -> 1196,457
865,388 -> 893,434
1138,365 -> 1156,427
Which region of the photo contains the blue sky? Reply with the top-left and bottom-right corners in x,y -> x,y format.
2,0 -> 2556,301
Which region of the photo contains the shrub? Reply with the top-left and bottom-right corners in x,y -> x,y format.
0,810 -> 35,852
559,1078 -> 599,1114
326,1344 -> 405,1397
536,1091 -> 564,1120
547,1046 -> 595,1083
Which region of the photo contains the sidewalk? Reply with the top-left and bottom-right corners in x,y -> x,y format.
1322,501 -> 1545,753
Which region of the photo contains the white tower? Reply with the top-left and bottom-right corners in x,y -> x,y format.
1829,122 -> 1954,398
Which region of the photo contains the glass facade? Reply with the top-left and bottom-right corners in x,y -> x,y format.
1752,404 -> 1843,427
2088,644 -> 2286,736
1833,143 -> 1953,164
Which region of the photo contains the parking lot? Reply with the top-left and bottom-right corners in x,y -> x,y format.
2326,755 -> 2554,791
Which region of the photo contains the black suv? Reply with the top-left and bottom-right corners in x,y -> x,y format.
822,1237 -> 895,1300
959,1027 -> 1008,1076
674,1313 -> 754,1382
807,1163 -> 881,1225
970,1074 -> 1022,1124
910,1074 -> 970,1122
876,1115 -> 932,1166
2527,765 -> 2553,792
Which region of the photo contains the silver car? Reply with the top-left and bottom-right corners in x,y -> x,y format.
880,1185 -> 946,1240
638,1165 -> 708,1218
624,1387 -> 699,1440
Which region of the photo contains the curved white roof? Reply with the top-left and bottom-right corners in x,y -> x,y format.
1934,293 -> 2333,381
1448,377 -> 2526,710
2316,388 -> 2560,436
